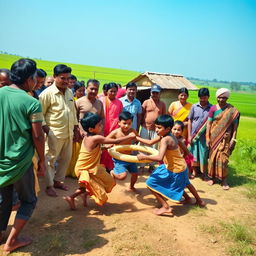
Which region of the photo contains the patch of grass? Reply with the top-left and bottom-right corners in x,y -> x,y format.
199,224 -> 220,234
244,184 -> 256,199
228,241 -> 255,256
39,232 -> 66,255
221,222 -> 253,244
188,205 -> 207,216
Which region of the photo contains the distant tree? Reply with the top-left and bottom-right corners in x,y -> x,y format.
230,81 -> 241,91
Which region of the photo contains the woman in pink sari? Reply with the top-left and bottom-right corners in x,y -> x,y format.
100,82 -> 123,171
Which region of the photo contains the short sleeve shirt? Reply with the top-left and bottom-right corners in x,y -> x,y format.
188,102 -> 212,137
120,95 -> 142,129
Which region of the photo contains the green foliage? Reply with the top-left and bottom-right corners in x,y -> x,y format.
230,81 -> 241,91
0,54 -> 140,87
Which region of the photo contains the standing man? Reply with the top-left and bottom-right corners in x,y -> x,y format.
39,64 -> 79,197
76,79 -> 104,124
120,82 -> 142,131
187,88 -> 212,179
139,84 -> 166,171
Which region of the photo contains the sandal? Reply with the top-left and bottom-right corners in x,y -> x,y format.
45,187 -> 58,197
54,181 -> 68,191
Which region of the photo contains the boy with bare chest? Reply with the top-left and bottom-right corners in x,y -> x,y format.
107,111 -> 139,192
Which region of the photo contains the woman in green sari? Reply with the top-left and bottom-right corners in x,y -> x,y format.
206,88 -> 240,190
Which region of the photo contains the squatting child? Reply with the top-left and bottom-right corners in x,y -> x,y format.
64,112 -> 135,210
136,115 -> 205,216
107,111 -> 139,192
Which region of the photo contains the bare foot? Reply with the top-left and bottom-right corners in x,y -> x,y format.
207,179 -> 214,186
63,196 -> 76,210
80,193 -> 87,207
110,170 -> 115,179
3,236 -> 32,254
180,198 -> 194,204
196,200 -> 206,207
45,186 -> 58,197
222,184 -> 230,190
153,207 -> 173,216
127,187 -> 141,194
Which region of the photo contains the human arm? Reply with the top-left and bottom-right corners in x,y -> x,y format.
32,121 -> 45,176
178,139 -> 190,158
95,132 -> 136,145
229,121 -> 239,152
136,135 -> 161,146
137,113 -> 142,132
168,102 -> 175,116
39,93 -> 50,135
187,119 -> 192,144
137,137 -> 168,162
206,120 -> 212,147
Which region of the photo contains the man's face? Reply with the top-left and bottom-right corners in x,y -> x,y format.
45,77 -> 54,86
54,73 -> 70,90
86,82 -> 99,99
0,72 -> 11,87
151,91 -> 160,101
199,96 -> 209,106
68,78 -> 76,89
126,86 -> 137,99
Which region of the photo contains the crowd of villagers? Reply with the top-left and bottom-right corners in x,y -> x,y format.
0,59 -> 239,253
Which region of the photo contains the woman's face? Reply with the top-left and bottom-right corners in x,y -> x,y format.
75,86 -> 85,99
107,87 -> 117,100
178,92 -> 188,103
217,96 -> 228,106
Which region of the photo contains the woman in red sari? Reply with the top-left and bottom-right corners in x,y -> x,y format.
100,82 -> 123,171
206,88 -> 240,190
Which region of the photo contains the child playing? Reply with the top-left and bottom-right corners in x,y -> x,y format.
107,111 -> 139,192
64,112 -> 136,210
136,115 -> 205,216
172,120 -> 194,179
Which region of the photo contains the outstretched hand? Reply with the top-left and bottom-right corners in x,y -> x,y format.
137,152 -> 147,160
128,132 -> 137,140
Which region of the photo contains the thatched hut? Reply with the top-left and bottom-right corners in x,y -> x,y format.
128,72 -> 198,107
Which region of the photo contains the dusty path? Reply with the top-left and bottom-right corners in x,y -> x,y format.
1,173 -> 255,256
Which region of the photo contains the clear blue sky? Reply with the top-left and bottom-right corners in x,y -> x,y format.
1,0 -> 256,82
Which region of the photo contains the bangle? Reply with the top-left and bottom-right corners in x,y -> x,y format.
232,139 -> 237,142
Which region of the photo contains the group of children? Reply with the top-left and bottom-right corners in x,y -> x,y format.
64,111 -> 206,216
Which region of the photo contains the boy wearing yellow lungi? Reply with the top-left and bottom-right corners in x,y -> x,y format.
64,112 -> 136,209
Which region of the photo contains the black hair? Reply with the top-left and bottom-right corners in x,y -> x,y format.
106,82 -> 118,91
80,80 -> 85,86
80,112 -> 101,132
86,79 -> 100,87
70,74 -> 77,80
179,87 -> 189,96
155,114 -> 174,129
74,81 -> 84,92
116,83 -> 122,88
174,120 -> 184,131
119,111 -> 133,121
198,87 -> 210,97
126,82 -> 137,89
0,68 -> 11,77
53,64 -> 72,76
36,68 -> 47,78
9,58 -> 37,86
102,83 -> 108,92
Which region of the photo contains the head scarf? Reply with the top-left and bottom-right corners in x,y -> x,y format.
216,88 -> 230,98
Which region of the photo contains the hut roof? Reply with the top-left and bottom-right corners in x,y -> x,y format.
129,71 -> 198,90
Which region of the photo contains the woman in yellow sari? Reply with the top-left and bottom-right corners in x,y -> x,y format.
168,88 -> 192,140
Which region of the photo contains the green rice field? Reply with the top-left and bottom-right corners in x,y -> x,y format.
1,54 -> 255,118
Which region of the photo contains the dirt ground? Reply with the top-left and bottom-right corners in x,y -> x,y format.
1,170 -> 255,256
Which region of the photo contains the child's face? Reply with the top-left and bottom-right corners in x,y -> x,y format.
155,124 -> 170,136
89,121 -> 103,134
172,124 -> 183,138
119,119 -> 132,132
